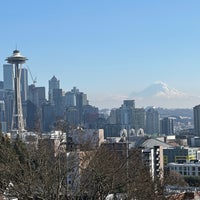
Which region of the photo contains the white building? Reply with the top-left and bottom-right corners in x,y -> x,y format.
167,162 -> 200,177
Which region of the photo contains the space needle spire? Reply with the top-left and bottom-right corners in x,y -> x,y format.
6,49 -> 28,134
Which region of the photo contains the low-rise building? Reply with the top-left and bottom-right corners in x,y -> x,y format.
167,161 -> 200,177
67,128 -> 104,150
163,147 -> 198,165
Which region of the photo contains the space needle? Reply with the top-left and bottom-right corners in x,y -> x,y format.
6,49 -> 28,135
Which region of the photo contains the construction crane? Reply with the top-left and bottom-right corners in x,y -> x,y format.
27,65 -> 37,85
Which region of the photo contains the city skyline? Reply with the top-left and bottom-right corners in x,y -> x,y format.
1,1 -> 200,108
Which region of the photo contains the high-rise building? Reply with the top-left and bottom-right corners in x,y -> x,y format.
28,85 -> 46,131
118,100 -> 135,127
25,100 -> 38,131
76,92 -> 88,124
3,64 -> 14,132
108,109 -> 118,124
146,107 -> 160,135
28,85 -> 46,108
3,90 -> 14,131
42,103 -> 56,132
65,106 -> 79,127
0,100 -> 7,133
65,91 -> 76,107
0,82 -> 3,89
134,108 -> 145,132
3,64 -> 13,91
106,100 -> 145,136
20,68 -> 28,102
0,81 -> 4,100
123,100 -> 135,108
65,87 -> 88,126
160,117 -> 174,135
52,88 -> 63,118
48,76 -> 60,104
83,105 -> 99,129
193,105 -> 200,136
68,87 -> 88,106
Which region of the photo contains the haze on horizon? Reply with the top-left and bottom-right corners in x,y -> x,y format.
1,0 -> 200,109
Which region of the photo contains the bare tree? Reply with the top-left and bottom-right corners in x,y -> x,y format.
164,170 -> 188,187
79,145 -> 166,200
0,130 -> 168,199
0,132 -> 69,200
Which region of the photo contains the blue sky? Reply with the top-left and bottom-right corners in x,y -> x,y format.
1,0 -> 200,108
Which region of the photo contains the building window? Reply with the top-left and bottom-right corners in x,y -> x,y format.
184,171 -> 187,175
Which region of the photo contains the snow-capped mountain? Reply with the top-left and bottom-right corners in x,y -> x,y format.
92,81 -> 200,109
129,81 -> 200,108
130,81 -> 186,98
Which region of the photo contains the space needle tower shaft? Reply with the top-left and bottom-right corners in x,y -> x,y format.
6,50 -> 28,133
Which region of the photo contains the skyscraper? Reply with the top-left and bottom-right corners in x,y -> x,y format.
83,105 -> 99,129
20,68 -> 28,102
65,87 -> 88,126
119,105 -> 130,126
0,81 -> 4,100
134,108 -> 145,132
3,90 -> 14,131
28,85 -> 46,131
48,75 -> 60,104
193,105 -> 200,136
25,100 -> 37,131
65,106 -> 79,127
0,100 -> 7,133
65,91 -> 76,107
123,100 -> 135,108
42,103 -> 56,132
3,64 -> 13,91
118,100 -> 135,128
146,107 -> 160,135
28,85 -> 46,108
52,88 -> 63,118
3,64 -> 14,131
160,117 -> 174,135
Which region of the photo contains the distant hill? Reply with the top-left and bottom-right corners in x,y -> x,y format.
155,108 -> 193,119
